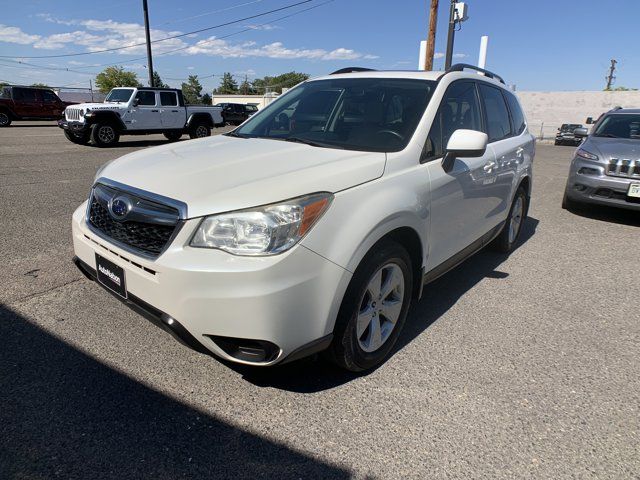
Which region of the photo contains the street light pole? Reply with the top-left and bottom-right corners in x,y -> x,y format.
143,0 -> 154,87
444,0 -> 456,70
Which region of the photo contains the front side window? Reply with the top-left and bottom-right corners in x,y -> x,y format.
594,114 -> 640,139
135,90 -> 156,106
424,81 -> 482,160
234,78 -> 436,152
160,91 -> 177,106
105,88 -> 134,103
479,84 -> 512,142
42,90 -> 59,103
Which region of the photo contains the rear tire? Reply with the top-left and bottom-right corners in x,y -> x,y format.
64,129 -> 90,145
189,122 -> 211,139
327,240 -> 413,372
490,186 -> 528,253
164,131 -> 182,142
91,123 -> 119,147
0,111 -> 11,127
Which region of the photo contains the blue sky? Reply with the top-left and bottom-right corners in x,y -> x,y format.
0,0 -> 635,92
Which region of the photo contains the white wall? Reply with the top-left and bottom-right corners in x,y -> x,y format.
517,90 -> 640,139
210,93 -> 279,109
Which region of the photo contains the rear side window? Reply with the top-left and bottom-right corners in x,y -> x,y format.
14,88 -> 39,102
424,81 -> 482,160
135,91 -> 156,106
160,92 -> 177,106
478,84 -> 512,142
505,92 -> 526,135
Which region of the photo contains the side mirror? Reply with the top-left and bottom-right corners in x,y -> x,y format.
442,129 -> 488,172
132,98 -> 139,107
586,117 -> 594,125
573,127 -> 589,138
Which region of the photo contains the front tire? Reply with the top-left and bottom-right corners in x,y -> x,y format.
64,129 -> 90,145
562,189 -> 581,211
490,186 -> 528,253
327,240 -> 413,372
91,123 -> 119,147
189,122 -> 211,139
0,111 -> 11,127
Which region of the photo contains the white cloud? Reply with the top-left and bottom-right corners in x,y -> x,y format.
0,24 -> 41,45
244,23 -> 281,31
186,38 -> 377,61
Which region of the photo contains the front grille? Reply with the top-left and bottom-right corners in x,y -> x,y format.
606,158 -> 640,178
87,183 -> 182,258
66,108 -> 82,121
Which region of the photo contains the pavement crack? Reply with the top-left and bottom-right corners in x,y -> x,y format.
9,277 -> 84,306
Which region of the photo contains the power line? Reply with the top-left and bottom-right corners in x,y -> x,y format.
0,0 -> 314,59
156,0 -> 265,27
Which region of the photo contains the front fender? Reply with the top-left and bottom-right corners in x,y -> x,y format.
301,170 -> 430,273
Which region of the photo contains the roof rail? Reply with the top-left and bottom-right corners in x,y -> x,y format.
330,67 -> 376,75
445,63 -> 505,84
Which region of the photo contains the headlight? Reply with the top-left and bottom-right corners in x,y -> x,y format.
80,109 -> 85,117
84,109 -> 93,118
190,193 -> 332,256
576,148 -> 598,160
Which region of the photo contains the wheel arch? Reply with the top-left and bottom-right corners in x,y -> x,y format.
187,112 -> 214,128
88,111 -> 126,132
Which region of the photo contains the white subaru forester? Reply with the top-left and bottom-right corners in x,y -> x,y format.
72,65 -> 534,371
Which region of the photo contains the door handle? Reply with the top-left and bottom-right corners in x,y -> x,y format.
151,109 -> 159,113
171,110 -> 179,113
483,161 -> 497,172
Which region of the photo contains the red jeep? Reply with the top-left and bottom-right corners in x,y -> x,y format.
0,85 -> 75,127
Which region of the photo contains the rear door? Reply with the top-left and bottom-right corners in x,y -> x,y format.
129,90 -> 162,130
477,83 -> 521,224
424,80 -> 499,270
159,91 -> 184,129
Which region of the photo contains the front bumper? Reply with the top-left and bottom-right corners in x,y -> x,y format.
58,119 -> 90,133
565,159 -> 640,211
72,202 -> 352,366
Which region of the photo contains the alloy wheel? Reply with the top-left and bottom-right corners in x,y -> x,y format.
0,113 -> 9,126
356,263 -> 405,353
98,125 -> 115,143
195,125 -> 208,137
508,195 -> 524,244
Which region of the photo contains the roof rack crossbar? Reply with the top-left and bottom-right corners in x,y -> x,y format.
330,67 -> 377,75
446,63 -> 505,84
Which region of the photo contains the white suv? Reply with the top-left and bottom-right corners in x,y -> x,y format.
72,65 -> 534,371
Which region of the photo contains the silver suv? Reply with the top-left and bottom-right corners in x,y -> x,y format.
563,108 -> 640,211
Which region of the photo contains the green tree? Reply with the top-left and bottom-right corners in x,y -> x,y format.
152,71 -> 169,88
31,82 -> 50,88
238,78 -> 254,95
181,75 -> 203,104
251,71 -> 309,94
201,92 -> 212,105
95,66 -> 142,94
214,73 -> 238,94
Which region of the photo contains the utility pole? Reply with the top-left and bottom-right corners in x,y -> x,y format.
89,79 -> 94,102
605,59 -> 617,90
424,0 -> 439,71
444,0 -> 457,70
142,0 -> 154,87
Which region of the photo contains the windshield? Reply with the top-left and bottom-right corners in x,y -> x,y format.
594,114 -> 640,139
234,78 -> 436,152
560,124 -> 581,132
105,88 -> 134,103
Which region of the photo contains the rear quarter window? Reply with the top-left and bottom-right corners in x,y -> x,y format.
504,92 -> 526,135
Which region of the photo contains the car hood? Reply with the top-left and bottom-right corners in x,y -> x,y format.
587,137 -> 640,160
69,102 -> 123,110
98,135 -> 386,218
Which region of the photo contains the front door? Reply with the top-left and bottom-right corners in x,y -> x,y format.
129,90 -> 161,130
423,81 -> 499,271
12,87 -> 41,118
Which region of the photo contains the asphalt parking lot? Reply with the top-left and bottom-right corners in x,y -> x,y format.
1,121 -> 638,479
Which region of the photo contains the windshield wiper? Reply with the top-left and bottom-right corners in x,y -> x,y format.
281,136 -> 343,149
224,131 -> 248,138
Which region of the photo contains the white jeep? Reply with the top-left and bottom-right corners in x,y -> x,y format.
59,87 -> 223,147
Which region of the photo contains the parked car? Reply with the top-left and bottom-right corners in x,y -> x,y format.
71,64 -> 534,371
554,123 -> 584,146
215,102 -> 258,125
563,108 -> 640,211
58,87 -> 224,147
0,85 -> 75,127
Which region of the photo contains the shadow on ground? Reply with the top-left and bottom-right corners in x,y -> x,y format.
236,217 -> 539,393
566,204 -> 640,227
0,306 -> 351,480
